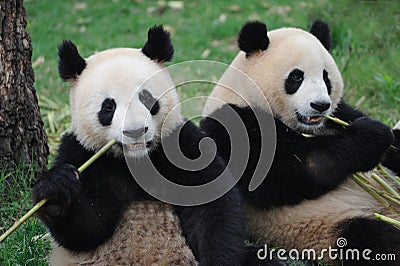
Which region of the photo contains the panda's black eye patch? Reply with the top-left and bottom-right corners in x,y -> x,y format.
285,68 -> 304,95
323,69 -> 332,95
98,98 -> 116,126
139,89 -> 160,115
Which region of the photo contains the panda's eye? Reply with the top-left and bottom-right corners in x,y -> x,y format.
139,89 -> 160,116
285,68 -> 304,95
98,98 -> 116,126
323,69 -> 332,95
101,98 -> 116,112
290,69 -> 304,82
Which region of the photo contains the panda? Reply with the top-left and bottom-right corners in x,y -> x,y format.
32,25 -> 253,266
201,20 -> 400,265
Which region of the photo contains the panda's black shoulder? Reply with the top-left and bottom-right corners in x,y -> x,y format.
54,133 -> 128,176
174,119 -> 219,162
200,104 -> 253,134
200,104 -> 261,164
151,119 -> 229,186
179,119 -> 205,152
53,133 -> 94,168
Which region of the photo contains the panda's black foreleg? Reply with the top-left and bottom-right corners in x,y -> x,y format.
332,100 -> 400,176
336,217 -> 400,266
32,134 -> 134,252
32,163 -> 125,252
174,187 -> 247,266
268,116 -> 393,202
312,116 -> 393,174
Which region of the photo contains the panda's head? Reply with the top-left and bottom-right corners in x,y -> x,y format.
59,26 -> 182,158
233,20 -> 343,133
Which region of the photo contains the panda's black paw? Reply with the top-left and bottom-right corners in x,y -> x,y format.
32,164 -> 81,218
346,117 -> 393,171
382,129 -> 400,176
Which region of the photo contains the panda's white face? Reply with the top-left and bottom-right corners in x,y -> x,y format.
69,48 -> 182,157
204,23 -> 344,134
268,28 -> 343,133
243,28 -> 343,133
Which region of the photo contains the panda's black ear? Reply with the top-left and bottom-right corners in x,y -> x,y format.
238,21 -> 269,57
58,40 -> 87,82
310,19 -> 332,51
142,25 -> 174,63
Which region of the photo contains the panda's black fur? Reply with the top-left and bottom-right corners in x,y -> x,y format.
309,19 -> 332,50
238,21 -> 269,56
200,20 -> 400,265
32,26 -> 266,265
141,25 -> 174,62
57,40 -> 86,81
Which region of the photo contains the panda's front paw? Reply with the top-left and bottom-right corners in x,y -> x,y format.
382,129 -> 400,175
32,164 -> 81,218
346,117 -> 393,171
349,117 -> 393,146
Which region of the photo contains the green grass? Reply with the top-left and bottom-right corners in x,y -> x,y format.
0,165 -> 50,265
1,0 -> 399,264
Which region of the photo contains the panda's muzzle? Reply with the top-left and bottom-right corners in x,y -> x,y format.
123,126 -> 148,138
296,113 -> 324,126
122,126 -> 152,152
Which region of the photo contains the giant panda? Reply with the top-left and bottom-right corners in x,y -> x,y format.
31,25 -> 253,266
201,20 -> 400,265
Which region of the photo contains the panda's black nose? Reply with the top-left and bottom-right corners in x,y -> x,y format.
310,101 -> 331,112
123,126 -> 148,138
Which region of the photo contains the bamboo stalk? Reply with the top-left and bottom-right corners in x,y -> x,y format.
324,115 -> 349,127
378,164 -> 400,190
379,192 -> 400,207
351,175 -> 391,208
353,173 -> 400,209
0,139 -> 116,243
375,213 -> 400,228
371,172 -> 400,199
0,199 -> 47,242
77,139 -> 116,173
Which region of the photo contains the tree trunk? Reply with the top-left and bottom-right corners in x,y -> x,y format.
0,0 -> 48,176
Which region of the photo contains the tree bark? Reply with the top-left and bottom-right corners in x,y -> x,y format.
0,0 -> 48,176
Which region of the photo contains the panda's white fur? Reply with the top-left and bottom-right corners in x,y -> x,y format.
201,20 -> 400,265
69,47 -> 182,157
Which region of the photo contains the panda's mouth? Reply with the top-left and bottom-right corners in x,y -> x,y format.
297,114 -> 324,126
124,141 -> 152,151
